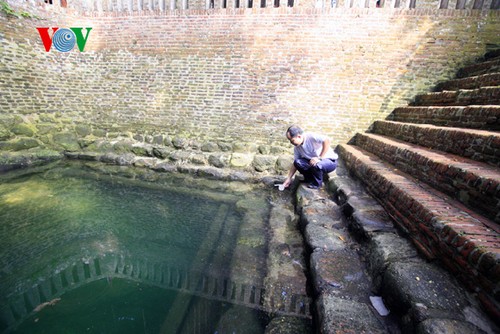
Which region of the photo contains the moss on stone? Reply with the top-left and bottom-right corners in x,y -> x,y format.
10,137 -> 41,151
92,129 -> 107,137
253,155 -> 277,172
113,140 -> 134,154
52,132 -> 80,151
201,142 -> 219,152
11,123 -> 35,137
230,153 -> 254,168
208,153 -> 230,168
0,125 -> 11,141
75,124 -> 92,137
276,155 -> 293,172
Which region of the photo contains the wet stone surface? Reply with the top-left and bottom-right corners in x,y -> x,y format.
317,295 -> 387,334
310,248 -> 371,301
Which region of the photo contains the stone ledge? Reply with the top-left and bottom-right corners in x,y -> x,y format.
0,150 -> 63,172
64,151 -> 285,184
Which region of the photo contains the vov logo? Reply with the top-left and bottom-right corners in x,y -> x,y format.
36,27 -> 92,52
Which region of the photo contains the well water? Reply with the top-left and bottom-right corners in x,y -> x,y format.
0,161 -> 309,333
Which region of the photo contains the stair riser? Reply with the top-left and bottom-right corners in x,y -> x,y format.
338,144 -> 499,318
390,106 -> 500,131
373,121 -> 500,167
412,87 -> 500,106
435,73 -> 500,91
355,134 -> 500,222
457,58 -> 500,78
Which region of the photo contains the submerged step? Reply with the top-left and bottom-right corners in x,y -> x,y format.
337,143 -> 499,319
411,86 -> 500,106
389,105 -> 500,131
372,120 -> 500,167
354,132 -> 500,222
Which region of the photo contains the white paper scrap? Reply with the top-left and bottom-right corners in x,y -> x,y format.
369,296 -> 390,316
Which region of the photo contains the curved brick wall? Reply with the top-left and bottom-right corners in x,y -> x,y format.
0,5 -> 499,162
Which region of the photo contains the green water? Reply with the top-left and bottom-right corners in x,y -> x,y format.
0,162 -> 272,333
13,278 -> 267,334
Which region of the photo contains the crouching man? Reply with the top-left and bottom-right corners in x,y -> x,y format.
282,125 -> 338,189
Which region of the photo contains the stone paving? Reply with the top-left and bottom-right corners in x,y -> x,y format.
291,161 -> 499,334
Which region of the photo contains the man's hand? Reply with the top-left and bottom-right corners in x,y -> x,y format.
283,177 -> 292,188
309,157 -> 321,166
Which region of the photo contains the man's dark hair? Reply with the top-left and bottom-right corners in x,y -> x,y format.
286,125 -> 304,138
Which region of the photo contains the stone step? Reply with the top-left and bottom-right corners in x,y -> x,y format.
372,120 -> 500,167
456,56 -> 500,79
328,165 -> 497,333
337,143 -> 499,317
354,132 -> 500,222
435,73 -> 500,92
411,86 -> 500,106
389,105 -> 500,131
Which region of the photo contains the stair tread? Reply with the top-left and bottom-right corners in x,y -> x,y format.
435,73 -> 500,91
339,143 -> 500,238
390,105 -> 500,130
457,57 -> 500,78
376,120 -> 500,138
412,86 -> 500,106
394,105 -> 500,111
358,132 -> 500,180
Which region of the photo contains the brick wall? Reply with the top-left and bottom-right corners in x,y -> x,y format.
0,6 -> 499,159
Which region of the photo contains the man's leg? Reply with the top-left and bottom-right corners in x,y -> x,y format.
293,158 -> 313,183
308,159 -> 337,188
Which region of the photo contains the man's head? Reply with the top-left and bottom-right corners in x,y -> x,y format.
286,125 -> 304,146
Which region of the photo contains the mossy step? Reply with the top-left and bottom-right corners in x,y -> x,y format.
389,105 -> 500,131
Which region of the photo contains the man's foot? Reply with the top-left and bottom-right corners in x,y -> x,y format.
307,183 -> 320,189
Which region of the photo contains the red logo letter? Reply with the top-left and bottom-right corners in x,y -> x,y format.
36,27 -> 59,52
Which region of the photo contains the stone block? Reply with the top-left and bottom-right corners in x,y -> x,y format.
252,155 -> 276,172
152,146 -> 172,159
52,132 -> 80,151
75,124 -> 92,137
367,233 -> 419,291
310,248 -> 371,300
208,153 -> 230,168
416,318 -> 488,334
230,153 -> 253,168
11,123 -> 35,137
201,142 -> 219,152
382,261 -> 468,315
9,137 -> 41,151
275,155 -> 292,172
316,295 -> 386,334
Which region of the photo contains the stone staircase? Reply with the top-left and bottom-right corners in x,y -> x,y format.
337,50 -> 500,321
